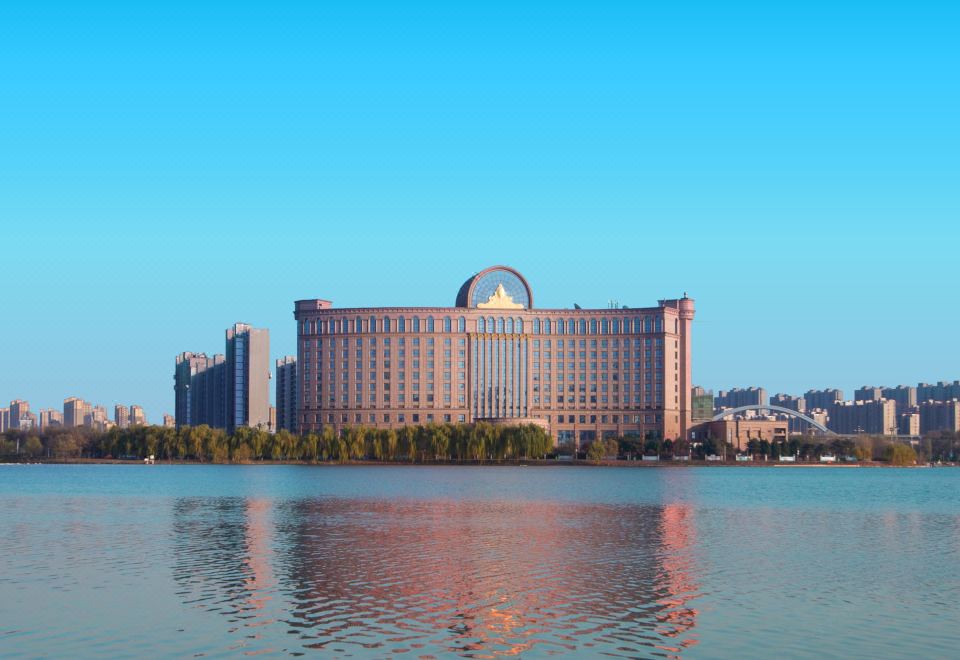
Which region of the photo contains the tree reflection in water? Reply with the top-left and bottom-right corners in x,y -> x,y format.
172,497 -> 701,657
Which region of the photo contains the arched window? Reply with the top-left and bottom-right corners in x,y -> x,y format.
601,319 -> 608,334
634,317 -> 642,333
478,317 -> 486,333
488,317 -> 494,333
567,319 -> 575,335
578,319 -> 586,334
590,319 -> 597,334
506,318 -> 514,334
623,317 -> 629,334
544,319 -> 551,334
369,316 -> 377,333
644,317 -> 652,333
355,316 -> 363,333
413,316 -> 421,332
557,319 -> 564,334
383,317 -> 391,333
427,316 -> 435,332
458,316 -> 466,332
533,319 -> 541,334
496,317 -> 504,333
516,318 -> 523,334
398,316 -> 406,332
443,316 -> 451,332
612,319 -> 620,334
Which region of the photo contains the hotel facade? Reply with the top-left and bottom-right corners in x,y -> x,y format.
294,266 -> 695,445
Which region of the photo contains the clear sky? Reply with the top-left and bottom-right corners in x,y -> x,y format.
2,1 -> 958,421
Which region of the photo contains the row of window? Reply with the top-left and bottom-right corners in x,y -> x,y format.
301,315 -> 667,336
304,337 -> 663,350
304,412 -> 661,425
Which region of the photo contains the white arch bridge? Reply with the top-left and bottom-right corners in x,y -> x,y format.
711,405 -> 835,435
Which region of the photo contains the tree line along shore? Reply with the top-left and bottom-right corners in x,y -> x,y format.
2,424 -> 959,466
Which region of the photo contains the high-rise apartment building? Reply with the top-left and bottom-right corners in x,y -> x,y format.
63,397 -> 90,428
917,381 -> 960,402
38,409 -> 62,430
295,266 -> 695,443
770,393 -> 806,413
804,389 -> 843,411
225,323 -> 271,433
275,356 -> 298,433
115,404 -> 130,428
162,414 -> 175,428
882,385 -> 917,410
9,400 -> 30,430
918,400 -> 960,434
898,412 -> 920,436
0,408 -> 8,432
715,387 -> 766,411
854,386 -> 883,402
85,405 -> 111,431
174,352 -> 226,429
828,400 -> 897,436
130,405 -> 146,426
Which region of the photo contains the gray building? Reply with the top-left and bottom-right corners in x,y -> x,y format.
829,399 -> 897,436
174,352 -> 227,429
225,323 -> 271,433
804,388 -> 844,411
770,393 -> 806,413
715,387 -> 767,411
917,381 -> 960,402
919,400 -> 960,434
882,385 -> 917,410
275,356 -> 298,434
854,386 -> 883,402
9,400 -> 30,430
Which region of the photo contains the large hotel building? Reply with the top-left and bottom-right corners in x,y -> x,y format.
294,266 -> 695,444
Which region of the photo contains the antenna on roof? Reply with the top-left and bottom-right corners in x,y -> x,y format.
574,303 -> 582,309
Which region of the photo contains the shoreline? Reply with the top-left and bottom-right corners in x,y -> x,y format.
1,458 -> 943,468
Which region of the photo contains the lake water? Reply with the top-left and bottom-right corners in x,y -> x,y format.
2,465 -> 958,658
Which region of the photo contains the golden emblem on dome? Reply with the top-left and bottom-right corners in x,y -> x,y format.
477,283 -> 524,309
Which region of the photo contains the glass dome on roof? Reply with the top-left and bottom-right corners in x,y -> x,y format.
454,267 -> 532,309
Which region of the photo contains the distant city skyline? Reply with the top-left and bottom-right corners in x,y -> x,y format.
2,3 -> 958,417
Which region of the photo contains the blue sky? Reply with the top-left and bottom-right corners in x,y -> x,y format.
1,1 -> 958,421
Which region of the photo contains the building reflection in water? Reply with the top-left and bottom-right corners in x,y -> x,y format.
172,496 -> 701,657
